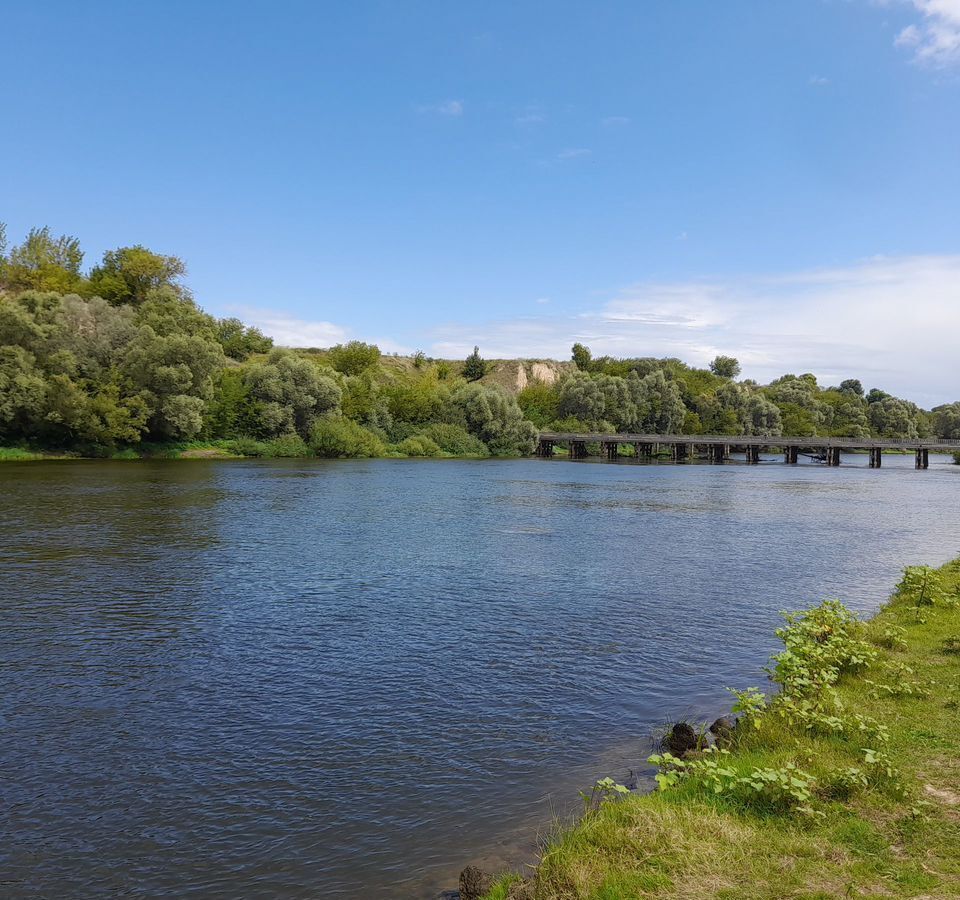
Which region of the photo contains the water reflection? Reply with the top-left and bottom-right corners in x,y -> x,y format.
1,456 -> 958,897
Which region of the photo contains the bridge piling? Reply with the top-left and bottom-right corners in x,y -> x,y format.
533,431 -> 955,468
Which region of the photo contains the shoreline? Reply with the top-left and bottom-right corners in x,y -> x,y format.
3,443 -> 959,465
460,558 -> 960,900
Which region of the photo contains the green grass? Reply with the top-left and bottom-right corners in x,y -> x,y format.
486,559 -> 960,899
0,447 -> 47,460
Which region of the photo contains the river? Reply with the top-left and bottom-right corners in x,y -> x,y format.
2,454 -> 959,897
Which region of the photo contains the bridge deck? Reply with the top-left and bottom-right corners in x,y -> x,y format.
536,432 -> 960,451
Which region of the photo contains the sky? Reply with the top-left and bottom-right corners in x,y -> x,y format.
3,0 -> 960,405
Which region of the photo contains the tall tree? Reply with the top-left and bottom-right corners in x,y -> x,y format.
88,245 -> 187,305
709,355 -> 741,379
1,227 -> 86,294
462,345 -> 487,381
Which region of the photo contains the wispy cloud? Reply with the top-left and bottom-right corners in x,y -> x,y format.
417,99 -> 464,116
232,307 -> 348,348
808,75 -> 830,86
601,116 -> 631,126
557,147 -> 591,160
895,0 -> 960,66
426,255 -> 960,406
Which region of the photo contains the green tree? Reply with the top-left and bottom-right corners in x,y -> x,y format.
462,345 -> 487,381
557,372 -> 605,423
341,372 -> 392,432
572,342 -> 593,371
242,349 -> 342,438
205,368 -> 251,438
868,396 -> 920,440
0,346 -> 47,440
625,369 -> 687,433
446,383 -> 536,455
122,326 -> 225,440
2,227 -> 86,294
932,402 -> 960,440
216,317 -> 273,360
839,379 -> 864,397
88,245 -> 187,305
327,340 -> 381,375
517,382 -> 560,428
709,355 -> 741,379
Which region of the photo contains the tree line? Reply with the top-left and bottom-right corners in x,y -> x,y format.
1,224 -> 957,459
515,342 -> 959,442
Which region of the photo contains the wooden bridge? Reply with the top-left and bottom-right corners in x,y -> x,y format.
535,432 -> 960,469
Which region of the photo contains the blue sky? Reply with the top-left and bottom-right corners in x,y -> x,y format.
3,1 -> 960,403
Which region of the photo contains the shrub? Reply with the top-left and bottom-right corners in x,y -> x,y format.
309,417 -> 386,458
264,433 -> 312,458
327,340 -> 381,375
227,436 -> 269,457
419,423 -> 489,456
396,435 -> 443,457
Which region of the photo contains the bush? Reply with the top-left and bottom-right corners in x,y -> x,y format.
227,436 -> 270,457
419,423 -> 489,456
327,341 -> 381,375
264,433 -> 312,458
309,417 -> 386,458
396,435 -> 443,457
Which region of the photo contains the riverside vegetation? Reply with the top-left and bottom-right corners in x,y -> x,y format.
478,560 -> 960,899
3,223 -> 960,460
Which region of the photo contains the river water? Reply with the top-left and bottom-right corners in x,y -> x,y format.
2,454 -> 959,898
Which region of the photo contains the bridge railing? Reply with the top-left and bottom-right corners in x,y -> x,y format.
535,432 -> 960,451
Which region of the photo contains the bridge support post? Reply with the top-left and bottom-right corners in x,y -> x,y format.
869,447 -> 882,468
536,439 -> 554,458
826,447 -> 841,466
569,441 -> 586,460
604,441 -> 618,460
916,448 -> 929,469
709,444 -> 727,463
785,446 -> 798,464
674,443 -> 688,460
745,446 -> 760,464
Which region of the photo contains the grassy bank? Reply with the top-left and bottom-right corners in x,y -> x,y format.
0,438 -> 491,462
484,560 -> 960,899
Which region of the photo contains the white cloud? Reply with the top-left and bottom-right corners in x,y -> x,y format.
233,307 -> 348,348
808,75 -> 830,86
418,99 -> 464,116
557,147 -> 591,159
895,0 -> 960,66
425,255 -> 960,406
601,116 -> 631,126
535,297 -> 550,305
515,111 -> 546,126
